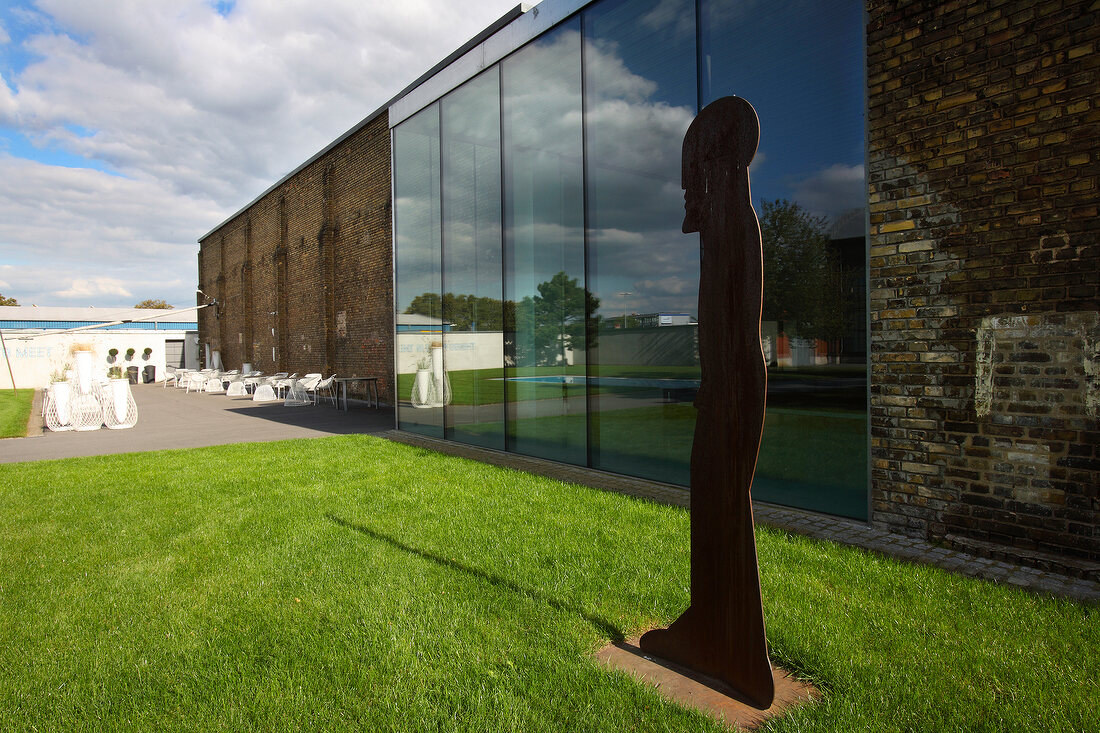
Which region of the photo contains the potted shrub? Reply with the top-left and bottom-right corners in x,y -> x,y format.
142,347 -> 153,360
125,347 -> 136,361
107,348 -> 118,363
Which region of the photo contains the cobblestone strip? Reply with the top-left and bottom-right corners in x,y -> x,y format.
381,431 -> 1099,605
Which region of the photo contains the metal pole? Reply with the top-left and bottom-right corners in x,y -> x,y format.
0,329 -> 16,394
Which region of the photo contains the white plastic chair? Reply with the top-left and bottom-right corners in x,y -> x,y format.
272,373 -> 298,398
309,375 -> 337,405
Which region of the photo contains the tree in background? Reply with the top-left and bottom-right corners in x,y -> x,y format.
512,271 -> 600,366
0,293 -> 17,306
405,293 -> 507,332
134,299 -> 172,309
758,199 -> 850,345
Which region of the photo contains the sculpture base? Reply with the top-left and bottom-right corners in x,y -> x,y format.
596,638 -> 818,730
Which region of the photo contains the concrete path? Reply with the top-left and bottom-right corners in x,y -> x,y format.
0,383 -> 394,464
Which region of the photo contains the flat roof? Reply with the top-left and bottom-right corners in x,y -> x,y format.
0,306 -> 182,322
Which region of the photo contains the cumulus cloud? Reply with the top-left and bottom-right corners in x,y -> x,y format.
789,163 -> 866,223
54,277 -> 132,300
0,0 -> 520,306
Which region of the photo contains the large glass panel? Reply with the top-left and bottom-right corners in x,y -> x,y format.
583,0 -> 698,485
701,0 -> 868,518
394,104 -> 443,437
502,19 -> 587,465
441,69 -> 505,450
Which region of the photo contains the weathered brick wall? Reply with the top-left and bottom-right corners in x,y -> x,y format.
867,0 -> 1099,575
198,112 -> 395,403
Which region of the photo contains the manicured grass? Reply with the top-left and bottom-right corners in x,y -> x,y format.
0,436 -> 1095,731
0,388 -> 34,438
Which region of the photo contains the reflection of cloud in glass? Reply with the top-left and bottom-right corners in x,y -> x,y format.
789,163 -> 866,223
583,20 -> 698,318
640,0 -> 695,39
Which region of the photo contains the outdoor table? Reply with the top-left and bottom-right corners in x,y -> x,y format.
333,377 -> 379,411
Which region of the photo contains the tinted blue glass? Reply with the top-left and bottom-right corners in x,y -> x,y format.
441,69 -> 505,450
583,0 -> 699,484
502,19 -> 587,465
702,0 -> 868,519
394,104 -> 444,437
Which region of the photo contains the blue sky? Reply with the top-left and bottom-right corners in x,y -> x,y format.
0,0 -> 519,307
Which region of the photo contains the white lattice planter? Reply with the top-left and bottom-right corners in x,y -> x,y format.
70,392 -> 103,431
103,378 -> 138,429
45,381 -> 74,432
410,368 -> 435,408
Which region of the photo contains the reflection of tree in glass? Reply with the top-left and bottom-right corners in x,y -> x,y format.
405,293 -> 509,332
405,273 -> 600,366
512,271 -> 600,367
759,199 -> 852,345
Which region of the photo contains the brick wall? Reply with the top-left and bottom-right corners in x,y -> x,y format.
867,0 -> 1099,575
198,112 -> 394,404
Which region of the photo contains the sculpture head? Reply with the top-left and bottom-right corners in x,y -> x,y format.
682,96 -> 759,234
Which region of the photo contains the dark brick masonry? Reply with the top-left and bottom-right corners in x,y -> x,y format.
198,112 -> 395,405
866,0 -> 1098,570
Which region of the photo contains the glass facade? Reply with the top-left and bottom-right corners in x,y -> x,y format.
503,19 -> 587,464
394,104 -> 443,437
393,0 -> 869,519
441,69 -> 505,449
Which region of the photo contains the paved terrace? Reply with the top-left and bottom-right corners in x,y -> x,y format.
3,384 -> 1096,604
2,382 -> 394,463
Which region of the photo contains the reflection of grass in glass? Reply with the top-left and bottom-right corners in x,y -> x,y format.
398,365 -> 702,406
400,364 -> 866,407
459,403 -> 868,518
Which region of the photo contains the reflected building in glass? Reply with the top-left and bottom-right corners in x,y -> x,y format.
392,0 -> 868,519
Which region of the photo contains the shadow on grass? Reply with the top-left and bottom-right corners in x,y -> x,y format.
326,513 -> 625,642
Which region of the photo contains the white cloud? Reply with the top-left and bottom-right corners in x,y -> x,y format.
0,0 -> 521,306
54,277 -> 132,300
789,163 -> 866,222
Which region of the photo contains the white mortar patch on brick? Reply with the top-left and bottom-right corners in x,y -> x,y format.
975,312 -> 1099,419
1085,331 -> 1099,418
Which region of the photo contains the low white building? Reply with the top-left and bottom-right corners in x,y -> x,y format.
0,306 -> 200,390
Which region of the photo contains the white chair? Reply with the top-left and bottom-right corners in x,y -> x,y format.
309,375 -> 337,405
272,373 -> 298,399
226,372 -> 250,397
252,379 -> 280,402
185,369 -> 214,393
162,366 -> 179,389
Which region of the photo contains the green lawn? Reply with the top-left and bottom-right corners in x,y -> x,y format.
0,436 -> 1095,731
0,388 -> 34,438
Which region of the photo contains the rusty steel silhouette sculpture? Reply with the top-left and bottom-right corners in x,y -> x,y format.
639,96 -> 774,709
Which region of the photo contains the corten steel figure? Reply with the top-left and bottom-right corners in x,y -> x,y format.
639,96 -> 774,709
